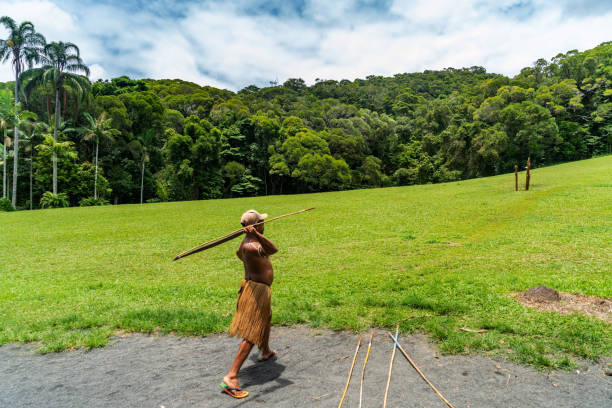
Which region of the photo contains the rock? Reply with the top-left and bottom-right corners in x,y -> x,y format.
524,286 -> 560,302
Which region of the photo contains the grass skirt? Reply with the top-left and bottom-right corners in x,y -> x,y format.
229,280 -> 271,350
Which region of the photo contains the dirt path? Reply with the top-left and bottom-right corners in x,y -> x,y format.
1,327 -> 610,408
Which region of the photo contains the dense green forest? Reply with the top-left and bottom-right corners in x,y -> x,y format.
1,17 -> 610,209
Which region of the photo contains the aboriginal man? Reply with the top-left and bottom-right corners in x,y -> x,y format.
220,209 -> 278,399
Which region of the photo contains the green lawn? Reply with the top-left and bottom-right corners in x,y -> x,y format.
1,156 -> 610,367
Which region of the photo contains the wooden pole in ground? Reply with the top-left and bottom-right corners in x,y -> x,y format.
525,157 -> 531,191
514,165 -> 518,191
338,336 -> 362,408
387,332 -> 455,408
382,325 -> 399,408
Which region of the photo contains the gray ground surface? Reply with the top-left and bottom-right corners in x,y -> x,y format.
1,327 -> 610,408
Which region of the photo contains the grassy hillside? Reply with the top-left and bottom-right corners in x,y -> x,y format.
1,156 -> 610,367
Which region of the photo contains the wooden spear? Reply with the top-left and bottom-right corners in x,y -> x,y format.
172,207 -> 315,261
359,331 -> 374,408
387,332 -> 455,408
382,325 -> 399,408
338,335 -> 362,408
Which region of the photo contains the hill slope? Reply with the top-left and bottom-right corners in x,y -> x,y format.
0,156 -> 610,367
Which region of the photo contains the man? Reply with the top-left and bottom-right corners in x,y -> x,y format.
220,209 -> 278,399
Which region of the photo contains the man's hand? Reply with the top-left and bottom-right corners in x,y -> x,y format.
243,225 -> 258,235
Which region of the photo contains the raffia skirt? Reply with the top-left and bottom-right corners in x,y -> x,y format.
229,280 -> 271,350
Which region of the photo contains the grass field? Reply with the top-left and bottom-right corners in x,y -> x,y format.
1,156 -> 610,368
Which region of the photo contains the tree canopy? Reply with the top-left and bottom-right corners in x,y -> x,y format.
1,19 -> 610,209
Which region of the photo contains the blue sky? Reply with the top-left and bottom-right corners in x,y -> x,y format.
1,0 -> 611,90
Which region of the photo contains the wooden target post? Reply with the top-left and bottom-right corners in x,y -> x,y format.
525,157 -> 531,191
514,165 -> 518,191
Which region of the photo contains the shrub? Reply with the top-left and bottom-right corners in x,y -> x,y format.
79,197 -> 110,207
393,167 -> 417,186
40,192 -> 69,209
0,197 -> 15,212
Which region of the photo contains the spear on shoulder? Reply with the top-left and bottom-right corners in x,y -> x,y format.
172,207 -> 315,261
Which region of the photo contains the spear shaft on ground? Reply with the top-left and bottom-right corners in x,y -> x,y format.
338,335 -> 362,408
172,207 -> 315,261
359,331 -> 374,408
387,332 -> 455,408
382,325 -> 399,408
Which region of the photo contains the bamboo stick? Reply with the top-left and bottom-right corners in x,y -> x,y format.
338,335 -> 362,408
382,326 -> 399,408
359,331 -> 374,408
387,332 -> 455,408
173,207 -> 315,260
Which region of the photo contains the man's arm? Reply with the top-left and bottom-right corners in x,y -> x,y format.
243,226 -> 278,256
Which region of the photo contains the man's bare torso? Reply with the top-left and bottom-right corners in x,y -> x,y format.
237,236 -> 275,286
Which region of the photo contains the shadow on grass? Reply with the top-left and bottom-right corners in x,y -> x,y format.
121,308 -> 230,335
401,294 -> 469,315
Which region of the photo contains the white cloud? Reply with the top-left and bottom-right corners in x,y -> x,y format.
0,0 -> 76,38
0,0 -> 611,91
88,63 -> 106,81
0,0 -> 101,80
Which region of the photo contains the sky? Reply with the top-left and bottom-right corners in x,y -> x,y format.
0,0 -> 611,91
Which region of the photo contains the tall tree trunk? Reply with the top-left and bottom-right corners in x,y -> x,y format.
62,90 -> 67,118
11,132 -> 18,206
94,140 -> 98,199
140,159 -> 145,204
53,85 -> 61,195
12,70 -> 19,206
29,151 -> 32,210
3,128 -> 6,199
7,162 -> 10,202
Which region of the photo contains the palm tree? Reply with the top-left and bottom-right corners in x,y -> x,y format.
8,107 -> 37,206
35,133 -> 77,195
81,112 -> 119,199
0,88 -> 12,199
0,16 -> 45,206
1,129 -> 8,199
21,41 -> 89,195
129,130 -> 155,204
19,120 -> 39,210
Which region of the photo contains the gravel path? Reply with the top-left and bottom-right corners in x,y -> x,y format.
1,327 -> 610,408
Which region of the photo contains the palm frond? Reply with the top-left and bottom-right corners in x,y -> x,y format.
66,63 -> 90,77
20,67 -> 45,98
0,41 -> 10,61
65,55 -> 82,64
0,16 -> 17,32
62,41 -> 81,57
19,21 -> 35,31
31,32 -> 46,47
83,112 -> 95,126
64,76 -> 83,99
